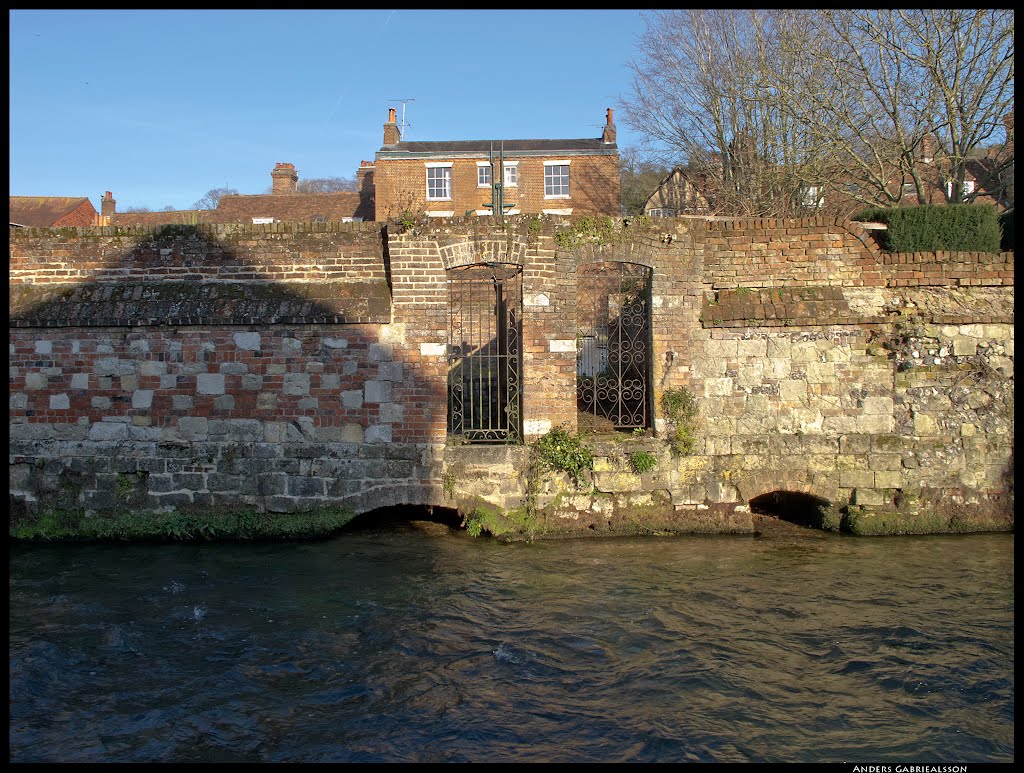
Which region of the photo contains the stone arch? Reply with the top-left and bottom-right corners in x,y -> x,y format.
438,237 -> 527,271
569,239 -> 658,271
748,489 -> 834,529
735,469 -> 837,506
338,482 -> 449,517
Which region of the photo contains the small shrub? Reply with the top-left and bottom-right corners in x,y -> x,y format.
628,451 -> 658,474
661,387 -> 699,456
534,425 -> 594,481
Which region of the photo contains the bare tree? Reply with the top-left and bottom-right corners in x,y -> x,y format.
619,147 -> 671,215
621,9 -> 831,217
775,9 -> 1014,209
192,187 -> 239,210
622,9 -> 1014,215
296,176 -> 359,193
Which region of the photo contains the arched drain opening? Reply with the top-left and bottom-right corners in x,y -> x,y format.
749,490 -> 833,532
339,505 -> 464,535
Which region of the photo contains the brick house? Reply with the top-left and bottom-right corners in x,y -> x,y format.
642,166 -> 713,217
9,196 -> 99,228
370,108 -> 621,220
105,162 -> 373,226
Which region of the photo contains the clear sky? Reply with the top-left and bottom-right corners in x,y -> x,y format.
10,9 -> 651,212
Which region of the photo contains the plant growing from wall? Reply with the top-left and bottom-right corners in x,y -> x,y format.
661,386 -> 700,456
628,451 -> 659,474
534,425 -> 594,482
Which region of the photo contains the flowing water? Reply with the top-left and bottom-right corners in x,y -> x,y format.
9,515 -> 1014,763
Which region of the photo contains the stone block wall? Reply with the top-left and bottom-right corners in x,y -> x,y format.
7,215 -> 1015,536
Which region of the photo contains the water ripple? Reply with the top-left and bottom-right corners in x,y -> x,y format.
9,531 -> 1013,763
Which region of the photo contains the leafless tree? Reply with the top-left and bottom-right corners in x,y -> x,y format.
621,9 -> 831,217
622,9 -> 1014,215
619,147 -> 671,215
192,187 -> 239,210
777,9 -> 1014,209
296,176 -> 359,193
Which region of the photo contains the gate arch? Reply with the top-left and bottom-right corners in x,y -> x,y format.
446,262 -> 523,444
575,261 -> 653,431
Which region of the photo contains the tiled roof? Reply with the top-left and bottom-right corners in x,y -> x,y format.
378,138 -> 615,157
113,210 -> 214,226
109,192 -> 368,226
211,192 -> 365,222
9,196 -> 94,227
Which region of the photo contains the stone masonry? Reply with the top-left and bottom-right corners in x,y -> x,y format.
8,215 -> 1014,536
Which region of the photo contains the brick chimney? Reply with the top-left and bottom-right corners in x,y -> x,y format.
271,162 -> 298,194
383,107 -> 401,145
602,108 -> 616,144
920,134 -> 937,163
101,190 -> 116,217
357,160 -> 375,221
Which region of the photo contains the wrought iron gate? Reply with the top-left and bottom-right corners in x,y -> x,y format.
447,263 -> 523,443
576,262 -> 652,430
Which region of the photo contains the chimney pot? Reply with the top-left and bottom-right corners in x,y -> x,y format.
606,108 -> 614,125
388,107 -> 397,123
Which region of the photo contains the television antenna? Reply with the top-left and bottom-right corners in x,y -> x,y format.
388,97 -> 415,140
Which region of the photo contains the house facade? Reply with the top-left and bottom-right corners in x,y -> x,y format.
370,108 -> 621,220
642,166 -> 713,217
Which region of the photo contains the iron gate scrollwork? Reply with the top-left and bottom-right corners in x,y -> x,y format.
447,263 -> 523,443
576,262 -> 652,430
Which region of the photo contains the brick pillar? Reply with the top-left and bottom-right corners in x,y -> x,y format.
271,162 -> 298,194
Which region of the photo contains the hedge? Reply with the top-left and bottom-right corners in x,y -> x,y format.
852,203 -> 1002,253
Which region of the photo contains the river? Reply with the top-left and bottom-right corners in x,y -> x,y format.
9,513 -> 1014,763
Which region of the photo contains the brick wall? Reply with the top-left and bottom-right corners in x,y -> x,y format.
7,216 -> 1014,534
373,155 -> 621,221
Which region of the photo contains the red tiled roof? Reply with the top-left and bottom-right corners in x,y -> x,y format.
9,196 -> 96,227
112,210 -> 214,226
211,192 -> 365,223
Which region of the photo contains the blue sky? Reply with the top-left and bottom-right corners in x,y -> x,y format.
10,9 -> 651,212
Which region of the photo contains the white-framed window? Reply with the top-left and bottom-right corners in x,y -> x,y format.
902,182 -> 917,198
946,179 -> 976,198
544,161 -> 570,198
252,217 -> 274,224
802,185 -> 824,208
426,163 -> 452,201
504,162 -> 518,187
647,208 -> 675,218
477,162 -> 491,188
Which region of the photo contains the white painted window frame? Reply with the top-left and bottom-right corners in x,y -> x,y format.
425,162 -> 453,201
504,161 -> 519,187
476,161 -> 491,188
543,160 -> 570,199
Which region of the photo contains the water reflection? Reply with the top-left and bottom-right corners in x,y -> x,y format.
9,519 -> 1013,763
